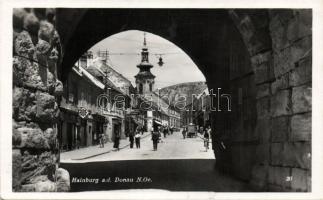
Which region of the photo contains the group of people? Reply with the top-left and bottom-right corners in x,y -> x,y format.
106,125 -> 211,152
105,125 -> 211,153
115,124 -> 172,152
129,125 -> 175,151
129,126 -> 142,149
159,125 -> 174,138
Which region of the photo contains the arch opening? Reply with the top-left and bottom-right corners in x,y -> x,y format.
59,29 -> 210,159
57,8 -> 258,189
56,9 -> 262,191
11,8 -> 311,192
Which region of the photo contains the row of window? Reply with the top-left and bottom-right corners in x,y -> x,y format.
66,81 -> 98,109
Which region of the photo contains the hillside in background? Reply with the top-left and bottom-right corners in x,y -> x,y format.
157,81 -> 207,107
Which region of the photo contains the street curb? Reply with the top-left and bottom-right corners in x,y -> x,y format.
72,133 -> 152,160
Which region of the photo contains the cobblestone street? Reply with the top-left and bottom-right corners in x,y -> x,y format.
61,131 -> 250,192
61,131 -> 214,162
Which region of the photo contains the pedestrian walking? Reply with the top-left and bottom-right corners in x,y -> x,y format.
93,133 -> 97,145
207,126 -> 212,136
102,134 -> 106,147
203,128 -> 210,151
141,126 -> 144,135
163,126 -> 167,138
98,134 -> 102,148
170,126 -> 174,135
152,129 -> 159,151
113,130 -> 121,151
99,133 -> 105,148
182,128 -> 186,139
129,131 -> 134,149
199,126 -> 204,135
135,132 -> 141,148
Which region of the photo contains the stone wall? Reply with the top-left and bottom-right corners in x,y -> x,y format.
243,10 -> 311,192
28,8 -> 311,192
229,10 -> 311,191
226,24 -> 258,181
12,8 -> 70,192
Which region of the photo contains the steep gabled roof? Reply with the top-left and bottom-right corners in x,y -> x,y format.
73,66 -> 105,89
86,63 -> 127,96
88,57 -> 135,94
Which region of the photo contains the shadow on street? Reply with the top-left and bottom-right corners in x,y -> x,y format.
60,159 -> 250,192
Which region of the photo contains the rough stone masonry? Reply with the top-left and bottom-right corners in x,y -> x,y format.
229,9 -> 311,192
12,8 -> 70,192
250,10 -> 312,192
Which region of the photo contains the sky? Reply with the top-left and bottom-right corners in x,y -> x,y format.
89,30 -> 206,89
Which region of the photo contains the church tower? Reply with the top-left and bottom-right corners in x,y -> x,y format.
135,32 -> 155,94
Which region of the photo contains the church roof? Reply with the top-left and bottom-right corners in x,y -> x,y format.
137,62 -> 153,68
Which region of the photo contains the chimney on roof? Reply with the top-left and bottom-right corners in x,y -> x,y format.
97,50 -> 109,64
79,51 -> 93,69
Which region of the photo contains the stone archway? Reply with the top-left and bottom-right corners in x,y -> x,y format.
55,9 -> 256,182
12,8 -> 312,192
56,8 -> 266,188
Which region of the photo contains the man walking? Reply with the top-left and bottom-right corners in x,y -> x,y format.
141,125 -> 144,135
163,126 -> 167,138
152,129 -> 159,151
182,127 -> 186,139
203,127 -> 210,151
113,129 -> 121,151
135,131 -> 141,149
100,133 -> 105,148
129,131 -> 134,149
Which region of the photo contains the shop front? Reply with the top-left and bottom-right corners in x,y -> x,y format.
59,108 -> 79,151
93,113 -> 106,145
112,118 -> 122,141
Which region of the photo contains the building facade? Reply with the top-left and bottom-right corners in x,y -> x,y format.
59,65 -> 106,151
181,87 -> 211,129
59,52 -> 135,151
82,54 -> 132,141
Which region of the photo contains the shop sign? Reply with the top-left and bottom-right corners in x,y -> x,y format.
78,107 -> 89,119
